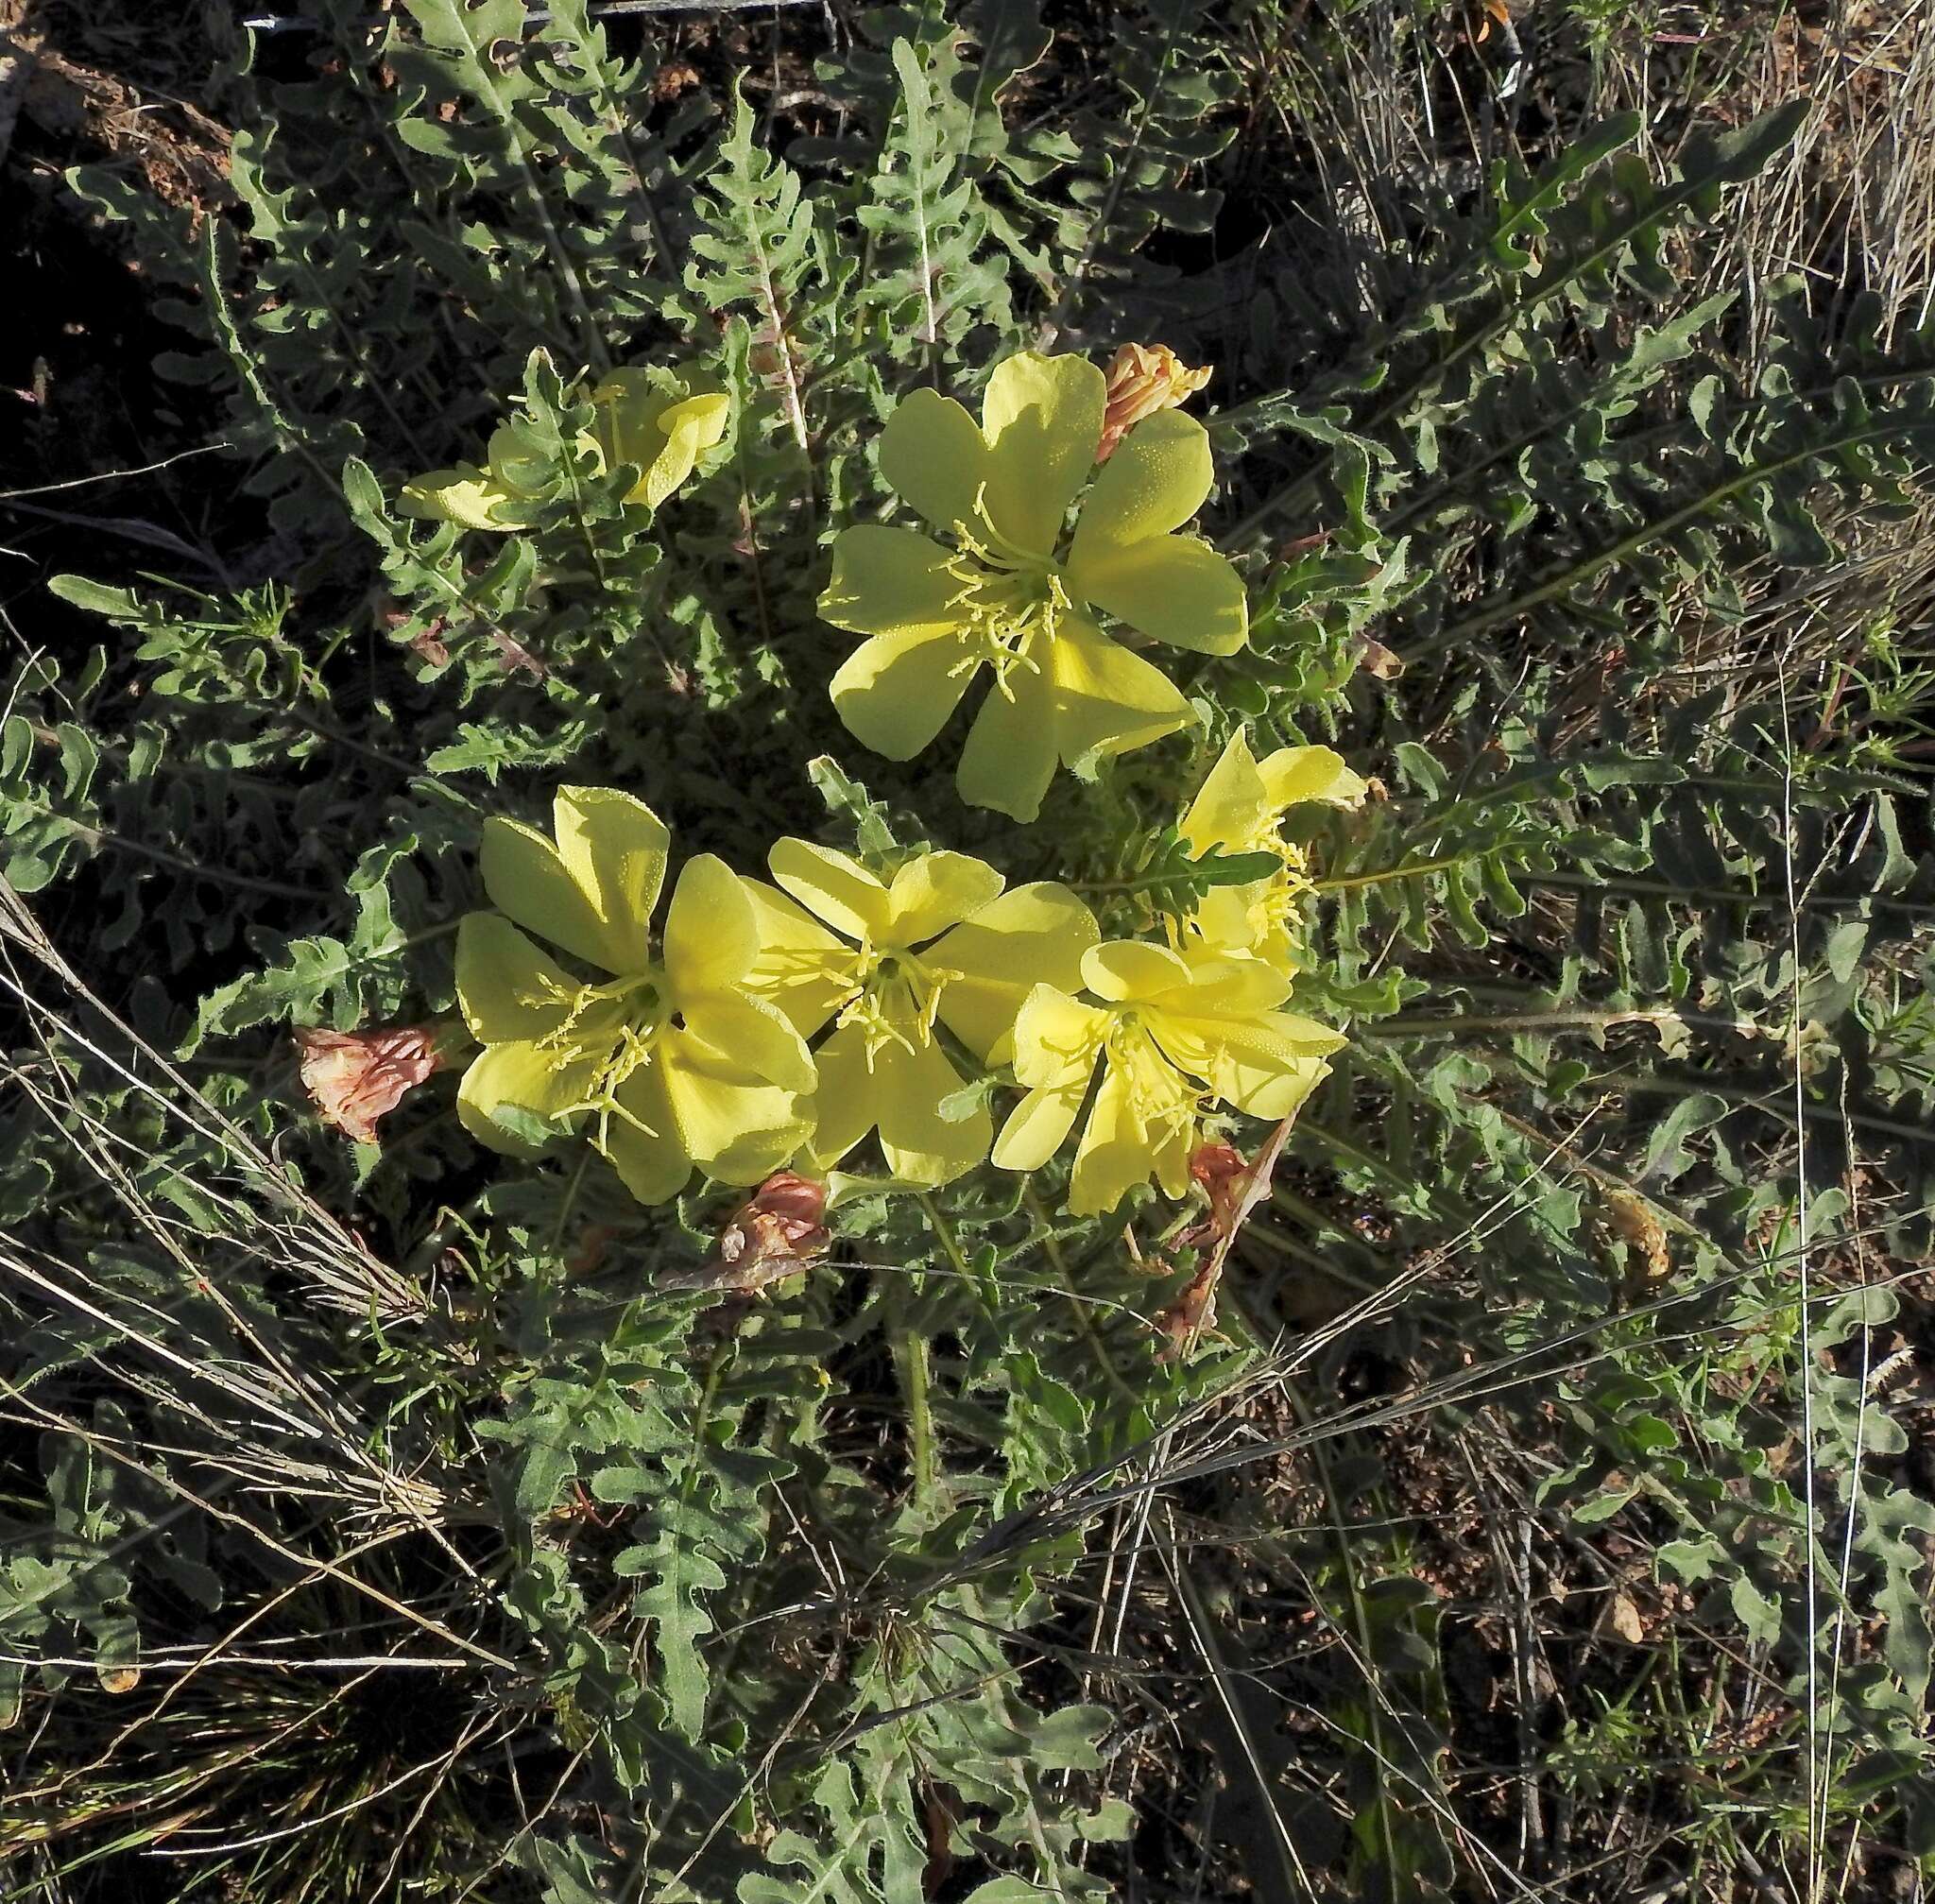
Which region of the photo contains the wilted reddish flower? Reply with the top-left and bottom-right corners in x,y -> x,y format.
1156,1142 -> 1250,1359
1157,1127 -> 1296,1359
1155,1259 -> 1220,1363
1097,344 -> 1212,462
295,1026 -> 445,1145
662,1171 -> 831,1295
488,628 -> 546,678
1174,1141 -> 1249,1251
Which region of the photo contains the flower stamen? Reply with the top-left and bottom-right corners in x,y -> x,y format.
832,944 -> 962,1069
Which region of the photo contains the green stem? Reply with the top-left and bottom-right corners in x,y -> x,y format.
1315,854 -> 1470,893
1362,1007 -> 1749,1039
1623,1073 -> 1935,1148
42,809 -> 326,904
548,1148 -> 593,1257
1413,420 -> 1926,656
1524,867 -> 1935,919
915,1188 -> 973,1283
891,1330 -> 939,1514
1020,1184 -> 1141,1408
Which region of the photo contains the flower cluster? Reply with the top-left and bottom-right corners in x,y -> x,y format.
361,345 -> 1369,1222
449,729 -> 1359,1215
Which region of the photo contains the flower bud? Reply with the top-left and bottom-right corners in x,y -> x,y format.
1097,344 -> 1212,463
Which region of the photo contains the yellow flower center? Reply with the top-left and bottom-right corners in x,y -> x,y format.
531,968 -> 673,1148
831,942 -> 960,1069
1252,853 -> 1312,927
942,485 -> 1072,699
1104,1009 -> 1203,1128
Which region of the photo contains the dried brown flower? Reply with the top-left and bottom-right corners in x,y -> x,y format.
1097,344 -> 1212,463
661,1172 -> 831,1295
295,1025 -> 445,1146
1173,1141 -> 1249,1252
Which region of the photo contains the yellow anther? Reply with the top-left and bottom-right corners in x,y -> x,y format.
834,943 -> 958,1067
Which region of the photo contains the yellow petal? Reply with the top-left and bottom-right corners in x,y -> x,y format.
803,1020 -> 878,1166
1179,729 -> 1269,855
1066,408 -> 1212,554
661,852 -> 758,996
634,397 -> 723,507
768,839 -> 892,945
1067,1061 -> 1161,1218
399,466 -> 513,529
931,883 -> 1099,1064
741,878 -> 854,1036
878,387 -> 992,537
1065,533 -> 1248,656
659,1030 -> 811,1183
1179,883 -> 1274,962
1004,983 -> 1108,1093
831,626 -> 979,763
455,913 -> 574,1043
479,817 -> 614,971
1147,1009 -> 1341,1117
601,1062 -> 693,1205
550,786 -> 670,974
1234,1051 -> 1331,1123
955,660 -> 1059,823
1258,745 -> 1369,811
1159,955 -> 1296,1018
589,370 -> 731,509
589,370 -> 662,468
1047,616 -> 1192,774
819,525 -> 967,639
1151,1106 -> 1195,1200
885,851 -> 1005,947
456,1039 -> 596,1158
650,391 -> 730,505
681,989 -> 816,1096
1081,939 -> 1192,1003
979,352 -> 1107,557
871,1035 -> 989,1185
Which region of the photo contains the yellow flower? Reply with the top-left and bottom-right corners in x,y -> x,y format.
1176,728 -> 1367,972
402,366 -> 729,529
990,941 -> 1344,1217
454,787 -> 813,1206
819,351 -> 1249,823
739,840 -> 1098,1185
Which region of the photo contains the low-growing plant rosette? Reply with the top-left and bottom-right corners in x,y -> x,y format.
454,787 -> 813,1205
819,350 -> 1248,822
739,841 -> 1097,1185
